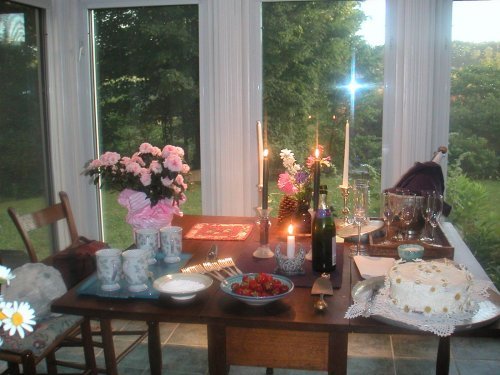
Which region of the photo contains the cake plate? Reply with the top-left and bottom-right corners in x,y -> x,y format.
351,277 -> 500,333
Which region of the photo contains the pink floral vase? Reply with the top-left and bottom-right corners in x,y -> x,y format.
118,189 -> 182,231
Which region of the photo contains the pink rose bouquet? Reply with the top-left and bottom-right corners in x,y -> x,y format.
85,143 -> 190,229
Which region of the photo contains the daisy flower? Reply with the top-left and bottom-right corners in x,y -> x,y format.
0,265 -> 15,285
2,301 -> 36,339
0,300 -> 13,328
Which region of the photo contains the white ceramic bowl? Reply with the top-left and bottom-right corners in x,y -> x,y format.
153,273 -> 213,301
220,273 -> 294,306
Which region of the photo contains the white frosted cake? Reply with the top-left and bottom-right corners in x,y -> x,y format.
387,259 -> 474,315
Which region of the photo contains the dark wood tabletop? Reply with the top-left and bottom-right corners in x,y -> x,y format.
51,214 -> 499,375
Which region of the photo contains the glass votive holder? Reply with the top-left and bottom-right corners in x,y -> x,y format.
274,244 -> 306,275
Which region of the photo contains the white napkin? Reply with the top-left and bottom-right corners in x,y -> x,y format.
354,256 -> 395,279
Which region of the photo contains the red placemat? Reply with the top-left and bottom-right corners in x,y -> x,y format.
184,223 -> 253,241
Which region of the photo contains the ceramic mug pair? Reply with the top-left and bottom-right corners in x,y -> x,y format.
96,248 -> 151,293
134,226 -> 183,264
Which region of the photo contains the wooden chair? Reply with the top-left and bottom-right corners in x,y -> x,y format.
7,191 -> 81,263
5,191 -> 148,373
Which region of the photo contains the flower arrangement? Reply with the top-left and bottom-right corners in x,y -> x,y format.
85,143 -> 190,230
277,146 -> 332,228
0,265 -> 36,344
277,146 -> 332,202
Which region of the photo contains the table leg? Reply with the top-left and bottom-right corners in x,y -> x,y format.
81,318 -> 97,374
100,319 -> 118,375
147,321 -> 162,375
207,324 -> 229,375
436,336 -> 450,375
328,331 -> 348,375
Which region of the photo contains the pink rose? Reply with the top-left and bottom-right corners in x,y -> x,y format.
278,173 -> 298,195
161,176 -> 173,187
125,161 -> 142,175
175,174 -> 188,190
100,151 -> 121,166
139,143 -> 154,154
161,145 -> 177,158
175,147 -> 185,158
163,154 -> 182,172
151,146 -> 162,156
149,160 -> 162,174
131,154 -> 145,166
88,159 -> 102,169
140,169 -> 152,186
181,164 -> 190,174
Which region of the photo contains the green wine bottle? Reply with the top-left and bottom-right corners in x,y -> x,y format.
312,185 -> 337,273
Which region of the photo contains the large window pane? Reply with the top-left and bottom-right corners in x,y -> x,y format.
262,0 -> 384,217
91,5 -> 200,248
0,2 -> 53,259
448,0 -> 500,287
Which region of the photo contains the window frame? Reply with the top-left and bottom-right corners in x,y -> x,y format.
12,0 -> 454,243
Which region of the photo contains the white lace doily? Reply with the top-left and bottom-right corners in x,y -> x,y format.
345,275 -> 496,337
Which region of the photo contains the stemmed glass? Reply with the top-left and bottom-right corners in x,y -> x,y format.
393,188 -> 409,241
399,193 -> 416,240
422,192 -> 444,245
381,192 -> 395,244
419,190 -> 435,242
349,179 -> 369,257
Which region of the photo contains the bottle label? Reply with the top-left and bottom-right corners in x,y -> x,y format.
332,239 -> 337,266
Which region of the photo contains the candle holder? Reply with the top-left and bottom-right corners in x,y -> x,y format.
274,244 -> 306,275
254,206 -> 274,258
338,185 -> 351,227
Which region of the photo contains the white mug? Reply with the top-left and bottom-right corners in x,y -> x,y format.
160,226 -> 183,264
122,249 -> 150,292
134,228 -> 159,265
96,248 -> 122,292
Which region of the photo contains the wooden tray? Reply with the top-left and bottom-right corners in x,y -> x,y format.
367,221 -> 454,260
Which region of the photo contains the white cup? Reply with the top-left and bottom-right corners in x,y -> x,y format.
160,226 -> 183,264
122,249 -> 150,292
96,248 -> 122,292
134,228 -> 159,265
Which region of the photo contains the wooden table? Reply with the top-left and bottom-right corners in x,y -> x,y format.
51,215 -> 499,375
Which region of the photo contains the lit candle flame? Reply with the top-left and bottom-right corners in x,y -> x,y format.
263,148 -> 269,158
288,224 -> 294,236
315,148 -> 320,159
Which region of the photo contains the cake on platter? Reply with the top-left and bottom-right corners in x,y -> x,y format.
387,259 -> 474,315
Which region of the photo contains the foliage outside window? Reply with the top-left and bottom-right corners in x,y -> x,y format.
91,5 -> 200,248
262,1 -> 384,216
447,2 -> 500,288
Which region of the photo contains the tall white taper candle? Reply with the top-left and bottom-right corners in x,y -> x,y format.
342,121 -> 350,187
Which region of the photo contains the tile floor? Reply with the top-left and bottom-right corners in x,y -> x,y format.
17,320 -> 499,375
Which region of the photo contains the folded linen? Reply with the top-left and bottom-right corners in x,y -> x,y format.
354,255 -> 395,279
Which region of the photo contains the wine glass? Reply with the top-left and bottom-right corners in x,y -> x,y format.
399,193 -> 416,240
423,193 -> 444,245
419,190 -> 436,242
381,192 -> 395,243
349,179 -> 369,257
393,188 -> 409,241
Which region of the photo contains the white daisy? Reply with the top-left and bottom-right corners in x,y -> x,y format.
0,265 -> 15,285
0,300 -> 13,328
2,301 -> 36,339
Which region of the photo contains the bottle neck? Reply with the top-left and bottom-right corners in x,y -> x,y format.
318,193 -> 328,210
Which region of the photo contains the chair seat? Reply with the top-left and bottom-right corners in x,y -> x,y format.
0,314 -> 82,359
